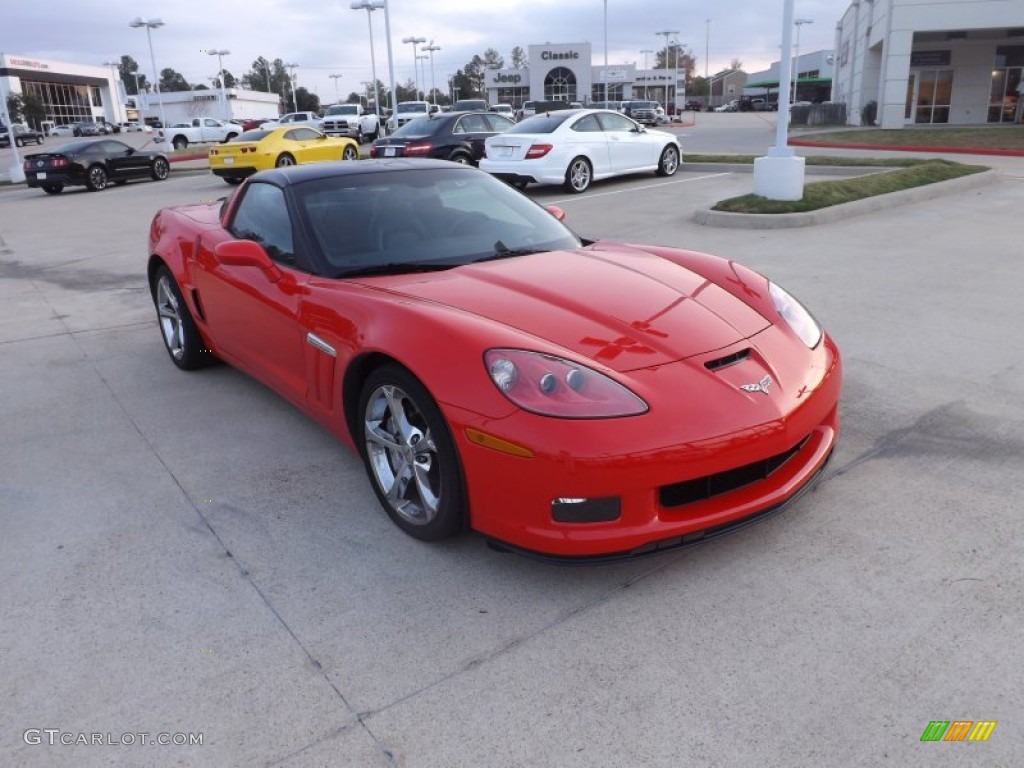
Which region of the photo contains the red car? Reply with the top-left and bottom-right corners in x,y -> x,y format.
148,160 -> 840,561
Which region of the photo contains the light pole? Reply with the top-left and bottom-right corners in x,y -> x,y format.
656,29 -> 679,109
329,73 -> 343,102
423,41 -> 441,105
207,49 -> 230,119
350,1 -> 386,119
416,55 -> 429,101
284,62 -> 299,112
792,18 -> 813,104
603,0 -> 609,104
129,18 -> 168,133
0,83 -> 25,182
402,36 -> 427,100
705,20 -> 711,81
671,39 -> 683,116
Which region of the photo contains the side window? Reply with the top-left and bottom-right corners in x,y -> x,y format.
596,112 -> 637,132
229,183 -> 296,265
283,129 -> 301,141
204,119 -> 219,127
484,114 -> 514,132
289,127 -> 319,141
571,114 -> 603,133
456,114 -> 489,133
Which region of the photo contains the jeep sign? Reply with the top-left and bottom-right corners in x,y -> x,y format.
492,73 -> 522,84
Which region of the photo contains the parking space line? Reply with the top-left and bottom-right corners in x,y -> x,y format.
546,172 -> 733,205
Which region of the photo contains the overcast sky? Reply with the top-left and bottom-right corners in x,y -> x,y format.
4,0 -> 844,98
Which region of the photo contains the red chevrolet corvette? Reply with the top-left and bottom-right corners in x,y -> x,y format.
148,160 -> 840,561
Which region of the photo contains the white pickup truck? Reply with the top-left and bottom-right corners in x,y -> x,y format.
259,112 -> 323,130
320,104 -> 383,143
159,118 -> 240,150
388,101 -> 439,131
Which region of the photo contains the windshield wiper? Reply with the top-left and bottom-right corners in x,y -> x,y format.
471,240 -> 546,264
339,262 -> 456,278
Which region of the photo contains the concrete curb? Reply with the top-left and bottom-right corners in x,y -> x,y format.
683,162 -> 887,177
692,168 -> 998,229
789,138 -> 1024,157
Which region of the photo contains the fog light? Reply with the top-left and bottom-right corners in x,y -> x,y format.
551,496 -> 621,523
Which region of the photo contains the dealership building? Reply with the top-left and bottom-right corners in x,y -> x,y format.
1,52 -> 279,130
834,0 -> 1024,127
484,42 -> 685,108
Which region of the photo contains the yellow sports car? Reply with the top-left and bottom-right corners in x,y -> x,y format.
209,126 -> 359,184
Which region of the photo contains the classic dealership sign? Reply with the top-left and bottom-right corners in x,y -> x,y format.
540,50 -> 580,60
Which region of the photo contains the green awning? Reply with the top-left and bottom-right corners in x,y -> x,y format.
745,76 -> 832,88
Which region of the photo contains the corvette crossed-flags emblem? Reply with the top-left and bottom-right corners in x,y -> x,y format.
740,375 -> 772,395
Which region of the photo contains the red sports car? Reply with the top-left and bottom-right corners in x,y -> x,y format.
148,160 -> 840,561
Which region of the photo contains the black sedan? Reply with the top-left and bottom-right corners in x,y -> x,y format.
370,111 -> 514,165
23,139 -> 171,194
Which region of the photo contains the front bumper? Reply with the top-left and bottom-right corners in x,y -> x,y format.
446,330 -> 842,560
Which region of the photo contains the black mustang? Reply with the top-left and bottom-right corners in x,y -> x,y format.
23,139 -> 171,194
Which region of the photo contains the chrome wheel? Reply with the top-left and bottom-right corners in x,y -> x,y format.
86,165 -> 108,191
276,153 -> 296,167
152,157 -> 170,180
342,145 -> 359,161
564,156 -> 591,193
364,384 -> 441,526
657,145 -> 680,177
156,273 -> 185,361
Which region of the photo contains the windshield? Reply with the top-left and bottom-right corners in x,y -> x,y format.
326,105 -> 358,115
397,103 -> 428,113
293,167 -> 581,278
507,112 -> 577,134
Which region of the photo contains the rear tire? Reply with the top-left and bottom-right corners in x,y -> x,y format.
342,145 -> 359,161
42,184 -> 64,195
449,152 -> 472,165
224,177 -> 243,185
563,156 -> 592,193
152,265 -> 210,371
275,153 -> 296,167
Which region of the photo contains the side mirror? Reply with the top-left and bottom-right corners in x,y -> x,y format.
214,239 -> 282,282
545,205 -> 566,222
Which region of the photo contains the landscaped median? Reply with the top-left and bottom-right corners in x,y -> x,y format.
687,155 -> 992,229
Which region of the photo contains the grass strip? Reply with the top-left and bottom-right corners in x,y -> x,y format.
686,154 -> 924,167
711,159 -> 987,214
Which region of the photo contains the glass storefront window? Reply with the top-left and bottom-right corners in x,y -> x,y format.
544,67 -> 577,102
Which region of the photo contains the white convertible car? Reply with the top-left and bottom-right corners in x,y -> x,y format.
480,108 -> 681,193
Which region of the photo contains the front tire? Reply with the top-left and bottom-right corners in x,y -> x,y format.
275,153 -> 296,167
172,136 -> 188,150
563,156 -> 592,193
151,157 -> 170,181
358,364 -> 466,541
656,145 -> 680,177
152,265 -> 209,371
85,165 -> 109,191
342,145 -> 359,161
224,133 -> 238,142
449,152 -> 472,165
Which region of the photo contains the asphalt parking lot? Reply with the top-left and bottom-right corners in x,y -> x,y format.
2,141 -> 1023,767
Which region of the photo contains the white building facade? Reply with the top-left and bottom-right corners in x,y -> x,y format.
834,0 -> 1024,127
0,54 -> 127,128
484,42 -> 686,109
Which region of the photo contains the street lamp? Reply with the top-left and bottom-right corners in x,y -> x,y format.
705,20 -> 711,81
284,62 -> 299,112
206,49 -> 231,119
423,41 -> 441,105
792,18 -> 813,104
129,18 -> 168,134
350,1 -> 388,120
603,0 -> 609,103
640,49 -> 653,99
416,55 -> 429,101
329,73 -> 343,102
402,36 -> 427,100
655,29 -> 679,110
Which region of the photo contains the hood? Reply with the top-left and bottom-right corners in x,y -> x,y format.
373,246 -> 770,372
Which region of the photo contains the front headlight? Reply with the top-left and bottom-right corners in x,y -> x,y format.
484,349 -> 648,418
769,282 -> 822,349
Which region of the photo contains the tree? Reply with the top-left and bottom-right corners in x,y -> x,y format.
294,87 -> 320,113
510,46 -> 526,69
118,54 -> 148,95
211,70 -> 237,89
194,84 -> 209,90
729,58 -> 743,71
483,47 -> 504,70
655,44 -> 696,82
159,67 -> 191,92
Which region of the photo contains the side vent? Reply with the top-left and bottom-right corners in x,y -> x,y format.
190,288 -> 206,322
